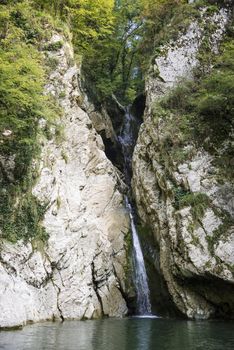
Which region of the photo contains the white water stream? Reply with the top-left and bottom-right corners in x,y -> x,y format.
126,198 -> 152,315
119,107 -> 152,315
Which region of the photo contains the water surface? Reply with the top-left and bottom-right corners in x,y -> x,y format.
1,318 -> 234,350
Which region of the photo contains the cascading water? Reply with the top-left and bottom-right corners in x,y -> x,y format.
126,198 -> 152,315
118,107 -> 136,186
119,107 -> 152,316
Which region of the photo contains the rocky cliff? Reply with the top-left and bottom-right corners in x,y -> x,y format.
0,33 -> 130,328
1,1 -> 233,327
132,4 -> 234,319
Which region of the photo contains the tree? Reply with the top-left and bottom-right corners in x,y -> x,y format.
81,0 -> 144,103
69,0 -> 115,51
0,1 -> 57,179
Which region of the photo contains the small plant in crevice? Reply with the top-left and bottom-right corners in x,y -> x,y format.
56,196 -> 62,210
61,149 -> 68,163
45,56 -> 59,72
173,187 -> 211,222
206,211 -> 234,256
173,186 -> 190,210
180,192 -> 210,222
44,40 -> 63,52
190,232 -> 201,248
157,34 -> 234,181
59,90 -> 66,99
0,183 -> 49,243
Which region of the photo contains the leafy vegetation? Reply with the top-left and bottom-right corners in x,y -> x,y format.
0,0 -> 233,243
81,0 -> 144,104
0,1 -> 59,242
100,0 -> 220,104
180,192 -> 210,222
34,0 -> 115,50
206,212 -> 234,256
0,0 -> 123,242
0,182 -> 49,243
161,35 -> 234,179
173,185 -> 211,222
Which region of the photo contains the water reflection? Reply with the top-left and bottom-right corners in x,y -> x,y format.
0,318 -> 234,350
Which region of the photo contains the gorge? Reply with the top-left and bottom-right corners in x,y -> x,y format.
0,1 -> 234,347
119,106 -> 152,316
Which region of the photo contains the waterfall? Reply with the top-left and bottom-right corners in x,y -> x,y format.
118,107 -> 136,186
119,107 -> 152,315
126,198 -> 152,315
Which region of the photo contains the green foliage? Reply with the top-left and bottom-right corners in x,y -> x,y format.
34,0 -> 115,51
160,36 -> 234,179
173,187 -> 190,210
179,192 -> 210,209
45,56 -> 59,72
82,0 -> 144,104
0,1 -> 59,242
33,0 -> 221,106
176,191 -> 211,221
141,0 -> 188,47
44,40 -> 63,51
194,42 -> 234,125
0,45 -> 44,175
70,0 -> 115,50
152,102 -> 195,169
1,0 -> 232,244
82,0 -> 221,104
0,185 -> 49,243
162,80 -> 195,112
32,0 -> 120,102
206,212 -> 234,256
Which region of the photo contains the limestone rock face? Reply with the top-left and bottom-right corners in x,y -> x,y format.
0,34 -> 129,328
146,8 -> 229,108
132,7 -> 234,319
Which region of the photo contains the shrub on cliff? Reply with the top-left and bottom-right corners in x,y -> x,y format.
195,41 -> 234,125
0,1 -> 58,181
0,1 -> 58,242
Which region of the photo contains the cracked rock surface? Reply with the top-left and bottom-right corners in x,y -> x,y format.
132,7 -> 234,319
0,34 -> 129,328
